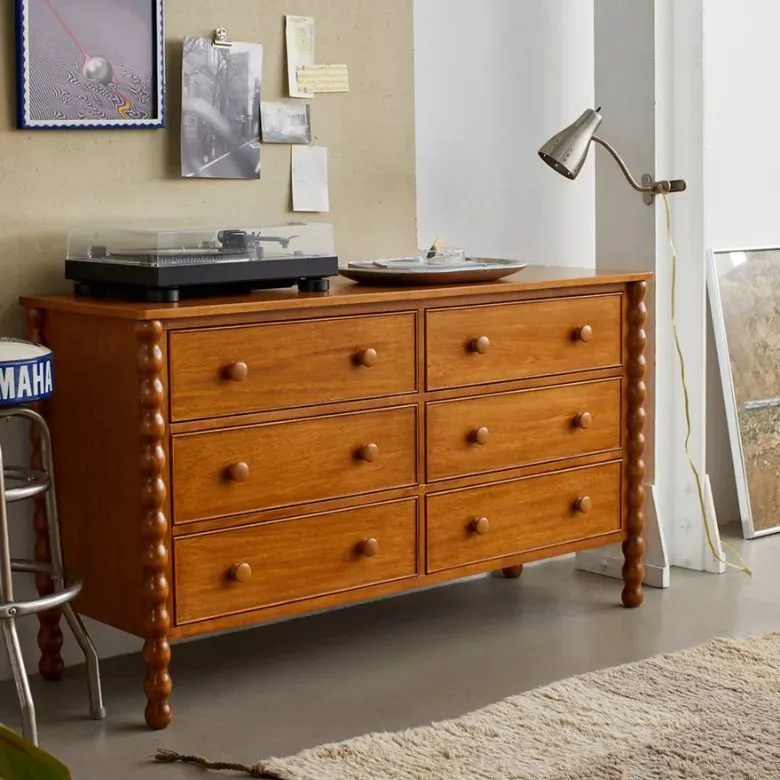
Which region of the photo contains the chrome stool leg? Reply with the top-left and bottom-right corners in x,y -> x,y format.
0,438 -> 38,745
37,412 -> 105,721
0,407 -> 106,744
1,621 -> 37,746
60,605 -> 105,720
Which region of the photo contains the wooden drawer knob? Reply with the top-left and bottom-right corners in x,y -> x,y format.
470,516 -> 490,535
227,462 -> 250,482
230,562 -> 253,583
574,324 -> 593,343
355,348 -> 378,367
469,336 -> 490,355
359,538 -> 379,557
470,426 -> 490,445
224,361 -> 249,382
574,411 -> 593,429
574,496 -> 593,514
357,443 -> 379,463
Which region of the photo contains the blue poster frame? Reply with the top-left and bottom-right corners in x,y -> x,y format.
15,0 -> 166,130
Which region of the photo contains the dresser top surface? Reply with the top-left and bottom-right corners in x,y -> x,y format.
21,263 -> 651,321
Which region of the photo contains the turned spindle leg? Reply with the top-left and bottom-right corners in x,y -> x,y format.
27,308 -> 64,680
136,321 -> 173,729
501,565 -> 524,579
622,281 -> 647,608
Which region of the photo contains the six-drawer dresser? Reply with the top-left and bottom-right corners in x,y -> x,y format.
21,264 -> 651,730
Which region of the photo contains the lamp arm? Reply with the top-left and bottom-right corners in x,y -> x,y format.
592,136 -> 650,192
592,135 -> 687,198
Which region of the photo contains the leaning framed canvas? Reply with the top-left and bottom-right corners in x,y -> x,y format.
707,247 -> 780,539
15,0 -> 165,129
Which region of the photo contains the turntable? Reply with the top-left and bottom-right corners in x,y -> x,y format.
65,223 -> 339,302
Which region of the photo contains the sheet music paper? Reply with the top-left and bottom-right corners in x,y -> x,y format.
297,64 -> 350,94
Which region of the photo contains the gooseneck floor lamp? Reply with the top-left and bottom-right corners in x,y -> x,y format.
537,106 -> 754,577
537,107 -> 687,204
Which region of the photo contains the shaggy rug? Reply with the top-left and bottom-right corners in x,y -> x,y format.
157,632 -> 780,779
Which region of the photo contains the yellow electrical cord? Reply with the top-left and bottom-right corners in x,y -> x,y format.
662,192 -> 752,576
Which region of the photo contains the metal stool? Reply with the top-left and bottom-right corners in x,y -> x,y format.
0,337 -> 105,745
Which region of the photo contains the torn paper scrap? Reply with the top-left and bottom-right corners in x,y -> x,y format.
286,15 -> 315,99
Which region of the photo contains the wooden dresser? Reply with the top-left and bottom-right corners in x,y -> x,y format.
20,265 -> 650,730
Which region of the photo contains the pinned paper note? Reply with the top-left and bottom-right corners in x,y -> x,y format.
286,16 -> 315,98
292,146 -> 330,212
297,64 -> 350,94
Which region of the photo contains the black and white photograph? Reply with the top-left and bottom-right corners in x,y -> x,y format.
181,36 -> 263,180
261,101 -> 312,144
15,0 -> 165,130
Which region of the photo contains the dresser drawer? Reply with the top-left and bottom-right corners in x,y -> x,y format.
174,499 -> 418,624
170,313 -> 417,421
425,294 -> 622,390
426,462 -> 622,572
172,406 -> 417,523
427,379 -> 621,481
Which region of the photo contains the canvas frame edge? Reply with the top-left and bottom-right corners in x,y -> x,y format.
706,246 -> 780,540
14,0 -> 167,131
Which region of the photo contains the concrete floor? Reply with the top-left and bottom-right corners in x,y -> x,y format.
1,525 -> 777,779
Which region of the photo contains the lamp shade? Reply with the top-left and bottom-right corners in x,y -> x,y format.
538,108 -> 603,180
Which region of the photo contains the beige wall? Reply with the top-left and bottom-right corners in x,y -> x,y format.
0,0 -> 415,677
0,0 -> 417,337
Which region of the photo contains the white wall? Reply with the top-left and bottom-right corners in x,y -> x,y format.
703,0 -> 780,527
0,0 -> 597,684
703,0 -> 780,250
414,0 -> 595,266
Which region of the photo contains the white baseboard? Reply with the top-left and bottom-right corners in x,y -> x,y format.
575,482 -> 671,588
575,552 -> 670,589
702,473 -> 726,574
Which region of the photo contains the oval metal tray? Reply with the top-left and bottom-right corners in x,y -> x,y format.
340,258 -> 527,286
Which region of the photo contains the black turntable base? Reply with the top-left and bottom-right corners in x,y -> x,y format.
66,254 -> 339,302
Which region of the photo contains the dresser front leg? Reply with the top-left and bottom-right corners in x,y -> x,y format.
137,321 -> 173,729
143,632 -> 172,729
622,281 -> 647,608
501,565 -> 524,579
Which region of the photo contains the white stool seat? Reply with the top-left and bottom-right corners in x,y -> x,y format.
0,338 -> 54,408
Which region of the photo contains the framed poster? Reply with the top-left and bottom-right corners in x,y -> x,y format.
707,247 -> 780,539
15,0 -> 165,129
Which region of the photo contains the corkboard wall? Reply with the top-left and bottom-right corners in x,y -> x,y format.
0,0 -> 417,337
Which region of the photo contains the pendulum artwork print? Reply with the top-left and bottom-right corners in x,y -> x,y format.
15,0 -> 165,129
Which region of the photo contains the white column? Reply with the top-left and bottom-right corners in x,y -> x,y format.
659,0 -> 723,572
575,0 -> 669,588
577,0 -> 724,582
